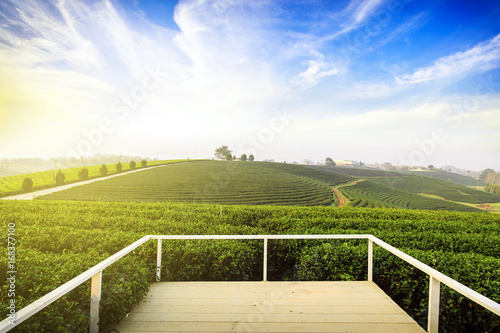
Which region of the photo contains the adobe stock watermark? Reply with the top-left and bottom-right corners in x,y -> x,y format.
234,288 -> 285,332
398,74 -> 499,169
193,109 -> 294,203
6,222 -> 17,326
237,109 -> 293,157
341,0 -> 404,60
66,63 -> 170,158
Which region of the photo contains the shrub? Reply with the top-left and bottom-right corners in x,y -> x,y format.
22,177 -> 33,192
55,170 -> 65,185
249,154 -> 254,161
116,162 -> 123,172
78,167 -> 89,180
100,164 -> 108,177
240,154 -> 247,161
294,243 -> 500,333
486,183 -> 500,196
129,160 -> 136,170
226,153 -> 232,161
141,159 -> 147,167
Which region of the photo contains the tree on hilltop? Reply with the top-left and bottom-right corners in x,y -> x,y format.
241,154 -> 247,161
100,164 -> 108,176
480,168 -> 495,182
226,153 -> 232,161
325,157 -> 336,166
249,154 -> 254,161
22,177 -> 33,192
55,170 -> 65,185
78,167 -> 89,180
215,146 -> 232,160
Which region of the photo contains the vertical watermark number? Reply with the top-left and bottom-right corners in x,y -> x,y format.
7,222 -> 16,325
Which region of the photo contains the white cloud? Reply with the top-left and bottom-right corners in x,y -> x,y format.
0,0 -> 103,69
292,58 -> 339,87
0,0 -> 498,169
322,0 -> 387,41
397,34 -> 500,84
351,0 -> 385,24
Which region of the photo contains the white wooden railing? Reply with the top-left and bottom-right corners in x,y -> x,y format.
1,234 -> 499,333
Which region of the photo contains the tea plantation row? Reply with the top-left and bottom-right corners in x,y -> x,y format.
0,160 -> 186,197
341,180 -> 481,212
37,161 -> 498,213
1,200 -> 499,332
38,161 -> 342,206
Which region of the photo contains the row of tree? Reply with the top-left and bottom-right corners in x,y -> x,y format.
21,160 -> 148,192
215,146 -> 254,161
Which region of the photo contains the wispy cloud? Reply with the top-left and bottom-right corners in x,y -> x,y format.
291,50 -> 339,87
0,0 -> 498,169
396,33 -> 500,84
322,0 -> 387,41
0,0 -> 103,70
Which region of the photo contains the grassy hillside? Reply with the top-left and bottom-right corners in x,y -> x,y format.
39,161 -> 339,206
309,165 -> 500,209
1,200 -> 499,332
340,180 -> 481,212
399,169 -> 484,186
309,165 -> 402,178
0,159 -> 186,197
37,161 -> 497,212
310,165 -> 484,187
369,175 -> 500,204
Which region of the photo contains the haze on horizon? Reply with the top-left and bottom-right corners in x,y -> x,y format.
1,0 -> 499,171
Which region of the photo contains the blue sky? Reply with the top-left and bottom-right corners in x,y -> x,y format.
1,0 -> 499,170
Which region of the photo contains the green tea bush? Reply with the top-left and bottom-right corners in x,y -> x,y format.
294,243 -> 500,333
1,201 -> 499,332
160,239 -> 262,281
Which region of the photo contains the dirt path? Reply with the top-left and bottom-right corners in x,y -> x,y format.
332,188 -> 346,207
338,179 -> 364,188
1,163 -> 183,201
332,179 -> 364,207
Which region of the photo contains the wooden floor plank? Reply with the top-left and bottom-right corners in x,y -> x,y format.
114,281 -> 425,333
130,304 -> 404,314
124,312 -> 418,323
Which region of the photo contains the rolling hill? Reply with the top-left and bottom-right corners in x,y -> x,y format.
37,161 -> 500,212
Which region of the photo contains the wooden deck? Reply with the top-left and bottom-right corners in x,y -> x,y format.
115,281 -> 425,333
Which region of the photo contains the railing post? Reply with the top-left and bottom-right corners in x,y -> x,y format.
428,276 -> 440,333
263,238 -> 268,282
368,239 -> 373,282
89,271 -> 102,333
156,239 -> 162,282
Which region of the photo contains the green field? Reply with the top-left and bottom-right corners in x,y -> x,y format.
399,169 -> 484,186
309,165 -> 500,210
309,165 -> 402,178
39,161 -> 340,206
1,201 -> 499,332
340,180 -> 482,212
310,165 -> 484,187
369,175 -> 500,204
0,160 -> 186,197
35,160 -> 500,212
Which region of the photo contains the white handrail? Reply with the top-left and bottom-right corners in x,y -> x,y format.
368,235 -> 500,317
0,235 -> 151,333
1,234 -> 499,333
150,234 -> 371,240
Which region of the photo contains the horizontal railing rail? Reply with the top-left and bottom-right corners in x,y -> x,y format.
0,234 -> 498,333
0,235 -> 151,333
